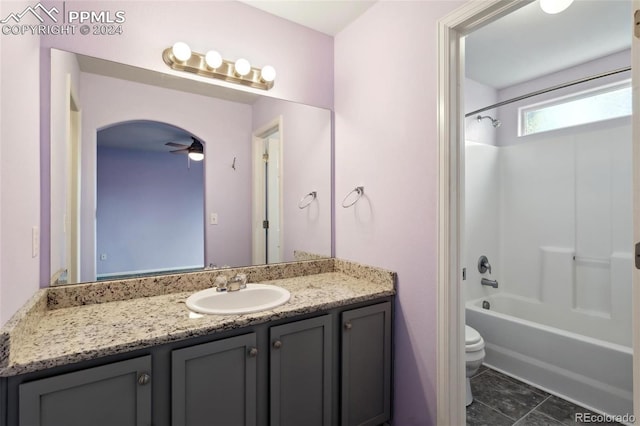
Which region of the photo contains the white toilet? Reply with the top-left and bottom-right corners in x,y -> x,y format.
465,325 -> 485,406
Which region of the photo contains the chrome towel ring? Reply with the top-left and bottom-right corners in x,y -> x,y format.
342,186 -> 364,208
298,191 -> 317,209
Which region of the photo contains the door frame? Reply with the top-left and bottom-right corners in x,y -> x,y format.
631,0 -> 640,421
438,1 -> 640,423
66,75 -> 81,284
251,116 -> 284,265
436,1 -> 543,424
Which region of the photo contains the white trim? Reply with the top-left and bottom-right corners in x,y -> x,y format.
96,264 -> 204,279
631,0 -> 640,421
436,1 -> 530,424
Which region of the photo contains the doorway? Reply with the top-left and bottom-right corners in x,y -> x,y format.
252,117 -> 284,265
436,1 -> 639,424
95,121 -> 205,280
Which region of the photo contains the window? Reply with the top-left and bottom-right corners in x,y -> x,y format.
519,80 -> 632,136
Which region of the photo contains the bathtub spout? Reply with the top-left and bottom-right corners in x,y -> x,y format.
481,278 -> 498,288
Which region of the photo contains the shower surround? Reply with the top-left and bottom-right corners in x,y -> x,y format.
464,118 -> 633,416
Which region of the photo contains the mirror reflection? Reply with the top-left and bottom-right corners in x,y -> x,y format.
49,49 -> 332,285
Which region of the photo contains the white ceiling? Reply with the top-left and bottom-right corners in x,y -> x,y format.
241,0 -> 630,89
464,0 -> 631,89
238,0 -> 376,35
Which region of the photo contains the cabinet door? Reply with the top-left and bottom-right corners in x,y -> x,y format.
270,315 -> 332,426
19,355 -> 152,426
172,333 -> 257,426
341,302 -> 392,426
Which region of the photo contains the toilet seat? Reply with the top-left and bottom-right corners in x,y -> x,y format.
465,325 -> 484,353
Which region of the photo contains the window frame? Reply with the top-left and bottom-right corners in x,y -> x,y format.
518,78 -> 632,137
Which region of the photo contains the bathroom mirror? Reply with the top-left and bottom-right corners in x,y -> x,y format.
48,49 -> 332,285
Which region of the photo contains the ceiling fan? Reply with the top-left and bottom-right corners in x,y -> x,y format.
165,137 -> 204,161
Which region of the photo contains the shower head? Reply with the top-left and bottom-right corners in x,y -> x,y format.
477,115 -> 502,128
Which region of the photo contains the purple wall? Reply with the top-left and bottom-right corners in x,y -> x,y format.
334,2 -> 464,425
96,146 -> 204,276
0,1 -> 41,324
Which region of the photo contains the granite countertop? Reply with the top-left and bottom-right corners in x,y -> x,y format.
0,258 -> 395,377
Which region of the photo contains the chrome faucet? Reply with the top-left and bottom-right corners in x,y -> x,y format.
481,278 -> 499,288
215,274 -> 247,292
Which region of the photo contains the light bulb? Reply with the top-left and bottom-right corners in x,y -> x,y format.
172,42 -> 192,62
234,58 -> 251,76
539,0 -> 574,14
205,50 -> 223,69
188,152 -> 204,161
260,65 -> 276,83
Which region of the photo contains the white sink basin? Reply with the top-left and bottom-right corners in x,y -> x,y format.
186,284 -> 291,315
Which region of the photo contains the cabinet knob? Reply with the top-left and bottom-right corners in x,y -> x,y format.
249,347 -> 258,357
138,373 -> 151,386
273,340 -> 282,349
344,322 -> 352,330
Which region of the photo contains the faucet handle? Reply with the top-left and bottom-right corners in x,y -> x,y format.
214,275 -> 228,292
478,256 -> 492,274
236,273 -> 247,288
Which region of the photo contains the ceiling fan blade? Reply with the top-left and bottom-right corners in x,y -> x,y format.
170,148 -> 189,154
166,142 -> 189,148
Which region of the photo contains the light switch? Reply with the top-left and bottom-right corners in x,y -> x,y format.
100,254 -> 107,261
210,213 -> 218,225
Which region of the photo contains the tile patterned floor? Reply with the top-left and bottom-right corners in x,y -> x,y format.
466,366 -> 625,426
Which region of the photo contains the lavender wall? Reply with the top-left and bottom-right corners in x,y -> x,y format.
464,79 -> 498,146
0,1 -> 41,325
96,146 -> 204,277
79,72 -> 253,281
334,2 -> 464,424
252,97 -> 332,262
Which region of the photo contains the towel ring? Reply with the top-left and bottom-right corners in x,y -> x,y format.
342,186 -> 364,208
298,191 -> 317,209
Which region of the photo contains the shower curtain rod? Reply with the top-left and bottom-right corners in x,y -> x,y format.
464,66 -> 631,118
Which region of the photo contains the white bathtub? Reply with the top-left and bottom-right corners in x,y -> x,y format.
466,293 -> 633,417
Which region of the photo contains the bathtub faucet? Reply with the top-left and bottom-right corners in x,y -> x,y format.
481,278 -> 499,288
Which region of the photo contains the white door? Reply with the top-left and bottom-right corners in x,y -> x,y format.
631,1 -> 640,419
251,117 -> 283,265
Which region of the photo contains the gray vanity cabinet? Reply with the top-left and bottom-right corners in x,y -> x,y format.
171,333 -> 257,426
17,355 -> 152,426
341,302 -> 392,426
4,297 -> 393,426
269,315 -> 332,426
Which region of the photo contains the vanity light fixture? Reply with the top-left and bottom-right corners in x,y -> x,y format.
163,43 -> 276,90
